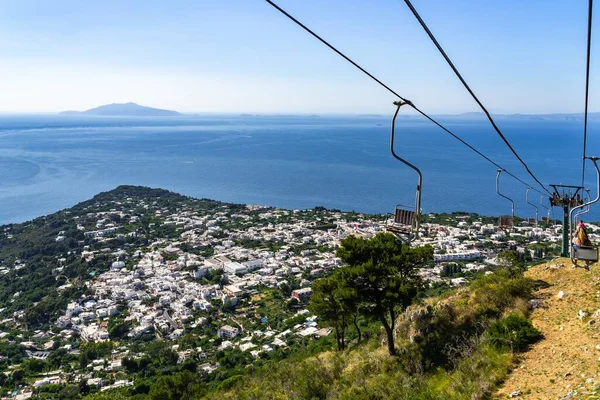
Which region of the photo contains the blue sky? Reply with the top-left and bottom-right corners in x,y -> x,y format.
0,0 -> 598,114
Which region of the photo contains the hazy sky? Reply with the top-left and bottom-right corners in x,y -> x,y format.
0,0 -> 598,114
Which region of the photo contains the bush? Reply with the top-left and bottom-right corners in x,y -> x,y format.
428,343 -> 513,400
488,314 -> 543,352
468,270 -> 535,317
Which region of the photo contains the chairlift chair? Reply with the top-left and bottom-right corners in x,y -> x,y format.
569,157 -> 600,266
386,100 -> 422,242
496,169 -> 515,233
388,205 -> 417,236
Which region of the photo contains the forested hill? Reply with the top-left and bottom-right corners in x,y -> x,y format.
0,185 -> 228,329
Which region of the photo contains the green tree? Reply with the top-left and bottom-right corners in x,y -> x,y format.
309,276 -> 348,350
220,300 -> 236,314
11,369 -> 26,385
121,357 -> 139,374
336,233 -> 433,355
148,370 -> 203,400
57,384 -> 80,399
108,319 -> 131,340
146,341 -> 179,367
83,388 -> 130,399
334,275 -> 362,343
497,250 -> 525,274
23,358 -> 46,374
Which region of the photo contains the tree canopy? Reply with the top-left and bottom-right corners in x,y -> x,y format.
311,233 -> 433,355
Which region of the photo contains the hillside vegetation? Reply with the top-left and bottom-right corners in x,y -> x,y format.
194,257 -> 600,400
179,256 -> 542,400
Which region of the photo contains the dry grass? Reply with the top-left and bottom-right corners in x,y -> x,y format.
494,259 -> 600,399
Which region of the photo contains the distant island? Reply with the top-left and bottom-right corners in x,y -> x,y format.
60,102 -> 181,117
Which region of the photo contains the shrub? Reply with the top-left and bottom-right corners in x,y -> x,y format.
468,270 -> 535,317
488,314 -> 543,352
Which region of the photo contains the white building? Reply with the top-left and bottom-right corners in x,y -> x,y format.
224,261 -> 248,275
217,325 -> 240,339
243,259 -> 264,271
433,250 -> 481,263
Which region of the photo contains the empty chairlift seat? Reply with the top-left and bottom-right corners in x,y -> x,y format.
395,207 -> 415,226
387,205 -> 416,235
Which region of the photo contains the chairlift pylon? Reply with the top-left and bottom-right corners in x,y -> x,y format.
496,169 -> 514,233
386,100 -> 422,242
569,157 -> 600,266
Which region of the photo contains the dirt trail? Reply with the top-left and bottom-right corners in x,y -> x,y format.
495,259 -> 600,399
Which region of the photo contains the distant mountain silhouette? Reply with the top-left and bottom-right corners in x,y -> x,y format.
60,102 -> 181,116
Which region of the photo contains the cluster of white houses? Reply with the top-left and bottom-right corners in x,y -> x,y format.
56,206 -> 578,347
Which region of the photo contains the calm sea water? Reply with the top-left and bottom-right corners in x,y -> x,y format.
0,114 -> 597,225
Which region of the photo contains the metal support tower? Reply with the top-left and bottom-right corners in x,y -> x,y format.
561,204 -> 570,257
549,184 -> 584,257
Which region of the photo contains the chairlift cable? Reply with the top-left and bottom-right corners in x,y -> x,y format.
403,0 -> 552,196
581,0 -> 594,188
264,0 -> 547,196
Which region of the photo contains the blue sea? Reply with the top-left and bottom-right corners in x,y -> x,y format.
0,114 -> 598,225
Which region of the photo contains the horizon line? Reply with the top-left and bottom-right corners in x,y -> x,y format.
1,110 -> 600,117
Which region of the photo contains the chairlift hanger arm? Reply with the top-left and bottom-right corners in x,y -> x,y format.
391,101 -> 421,178
574,193 -> 590,221
526,187 -> 539,222
579,190 -> 592,213
496,169 -> 515,219
539,195 -> 550,211
583,189 -> 592,212
539,195 -> 553,221
390,101 -> 422,239
573,157 -> 600,216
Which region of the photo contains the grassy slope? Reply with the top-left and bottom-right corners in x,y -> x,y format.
201,268 -> 540,400
495,259 -> 600,399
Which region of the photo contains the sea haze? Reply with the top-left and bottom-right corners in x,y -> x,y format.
0,114 -> 597,225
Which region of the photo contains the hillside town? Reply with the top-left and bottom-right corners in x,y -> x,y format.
0,186 -> 593,398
